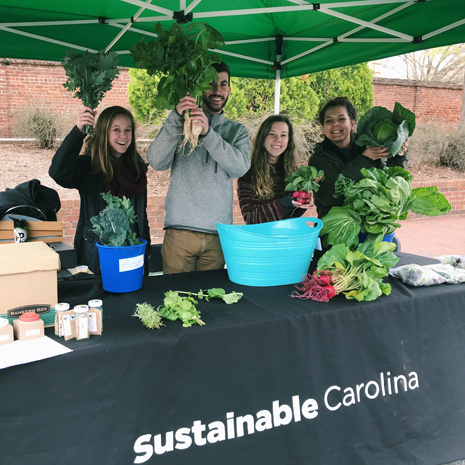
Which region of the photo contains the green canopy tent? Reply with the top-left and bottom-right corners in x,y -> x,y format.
1,0 -> 465,112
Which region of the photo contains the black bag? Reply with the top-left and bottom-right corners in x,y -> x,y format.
0,179 -> 61,221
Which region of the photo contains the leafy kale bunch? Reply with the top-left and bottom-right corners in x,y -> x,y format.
90,192 -> 141,247
356,102 -> 415,156
316,240 -> 400,302
62,49 -> 120,133
130,22 -> 224,110
321,166 -> 451,249
62,50 -> 119,108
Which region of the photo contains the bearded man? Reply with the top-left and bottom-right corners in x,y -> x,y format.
147,62 -> 250,274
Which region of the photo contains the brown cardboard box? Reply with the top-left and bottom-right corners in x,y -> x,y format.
0,242 -> 61,315
0,220 -> 63,244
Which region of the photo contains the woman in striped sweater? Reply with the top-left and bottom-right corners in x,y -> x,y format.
237,115 -> 312,224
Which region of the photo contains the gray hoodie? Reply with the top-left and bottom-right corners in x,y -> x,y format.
147,110 -> 251,234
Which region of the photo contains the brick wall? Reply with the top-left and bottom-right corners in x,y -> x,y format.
373,77 -> 463,127
56,181 -> 465,247
2,60 -> 465,245
0,59 -> 130,138
1,59 -> 464,137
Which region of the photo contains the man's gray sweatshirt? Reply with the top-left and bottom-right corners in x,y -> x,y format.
147,110 -> 251,234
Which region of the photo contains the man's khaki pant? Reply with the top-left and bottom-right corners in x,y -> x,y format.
161,228 -> 225,274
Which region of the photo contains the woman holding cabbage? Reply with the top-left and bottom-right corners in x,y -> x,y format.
308,96 -> 408,219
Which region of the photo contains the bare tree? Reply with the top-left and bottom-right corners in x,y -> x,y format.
401,44 -> 465,83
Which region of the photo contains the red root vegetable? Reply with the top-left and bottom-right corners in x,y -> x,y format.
292,190 -> 313,205
291,273 -> 336,302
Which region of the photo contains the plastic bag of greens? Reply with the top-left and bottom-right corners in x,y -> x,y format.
436,255 -> 465,270
389,263 -> 446,286
424,263 -> 465,284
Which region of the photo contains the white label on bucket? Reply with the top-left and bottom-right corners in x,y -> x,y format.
119,254 -> 144,272
315,237 -> 322,251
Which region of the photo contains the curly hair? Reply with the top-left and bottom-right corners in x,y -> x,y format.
249,115 -> 298,199
318,96 -> 357,126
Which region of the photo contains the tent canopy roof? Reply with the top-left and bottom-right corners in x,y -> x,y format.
1,0 -> 465,79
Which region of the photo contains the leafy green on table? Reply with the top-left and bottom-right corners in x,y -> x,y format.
321,166 -> 451,249
62,50 -> 120,133
133,302 -> 164,329
157,291 -> 206,327
316,241 -> 400,302
130,22 -> 224,152
90,192 -> 141,247
355,102 -> 415,156
177,288 -> 243,304
133,288 -> 243,329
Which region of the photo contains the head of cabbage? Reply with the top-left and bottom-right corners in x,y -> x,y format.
355,102 -> 415,157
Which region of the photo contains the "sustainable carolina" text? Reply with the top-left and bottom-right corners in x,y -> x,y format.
134,370 -> 419,463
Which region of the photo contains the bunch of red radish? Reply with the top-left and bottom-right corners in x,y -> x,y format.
292,270 -> 337,302
292,190 -> 313,205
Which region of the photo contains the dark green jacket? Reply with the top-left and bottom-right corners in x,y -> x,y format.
308,136 -> 408,218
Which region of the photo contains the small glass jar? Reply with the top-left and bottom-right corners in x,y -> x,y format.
74,305 -> 90,341
54,302 -> 70,337
88,299 -> 103,333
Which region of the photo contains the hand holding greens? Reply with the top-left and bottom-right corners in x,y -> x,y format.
356,102 -> 415,156
62,50 -> 120,133
285,166 -> 325,205
321,167 -> 451,249
130,22 -> 224,151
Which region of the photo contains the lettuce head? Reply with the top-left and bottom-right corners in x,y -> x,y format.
356,102 -> 415,157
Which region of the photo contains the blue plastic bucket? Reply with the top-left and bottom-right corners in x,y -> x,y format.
96,239 -> 146,293
217,217 -> 323,287
359,232 -> 395,243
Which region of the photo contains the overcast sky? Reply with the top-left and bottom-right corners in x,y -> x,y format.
370,56 -> 408,79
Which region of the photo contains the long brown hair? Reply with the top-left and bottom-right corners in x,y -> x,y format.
249,115 -> 298,199
84,106 -> 146,180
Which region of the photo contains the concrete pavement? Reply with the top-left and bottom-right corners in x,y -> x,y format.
394,215 -> 465,258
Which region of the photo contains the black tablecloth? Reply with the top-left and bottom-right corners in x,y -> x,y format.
2,253 -> 465,465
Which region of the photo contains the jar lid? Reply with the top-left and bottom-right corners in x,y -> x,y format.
55,302 -> 70,312
19,312 -> 40,322
0,317 -> 10,329
74,305 -> 89,314
88,299 -> 103,307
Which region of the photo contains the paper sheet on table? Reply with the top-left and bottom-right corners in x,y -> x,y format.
0,336 -> 73,369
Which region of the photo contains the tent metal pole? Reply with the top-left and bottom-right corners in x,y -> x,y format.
274,35 -> 283,115
274,69 -> 281,115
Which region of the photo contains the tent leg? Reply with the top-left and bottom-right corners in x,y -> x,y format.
274,69 -> 281,115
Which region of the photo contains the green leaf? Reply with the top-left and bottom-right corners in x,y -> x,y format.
321,206 -> 361,249
410,186 -> 452,216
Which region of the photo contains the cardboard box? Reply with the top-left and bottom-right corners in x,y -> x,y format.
0,242 -> 61,315
0,220 -> 63,244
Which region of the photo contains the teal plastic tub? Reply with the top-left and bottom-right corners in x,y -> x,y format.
217,217 -> 323,287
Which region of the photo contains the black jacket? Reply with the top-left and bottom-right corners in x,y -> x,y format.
49,126 -> 150,274
308,136 -> 408,218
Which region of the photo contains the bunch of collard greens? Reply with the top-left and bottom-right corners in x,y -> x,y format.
90,192 -> 141,247
62,50 -> 120,110
321,166 -> 451,249
317,241 -> 400,301
130,22 -> 224,109
356,102 -> 415,156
